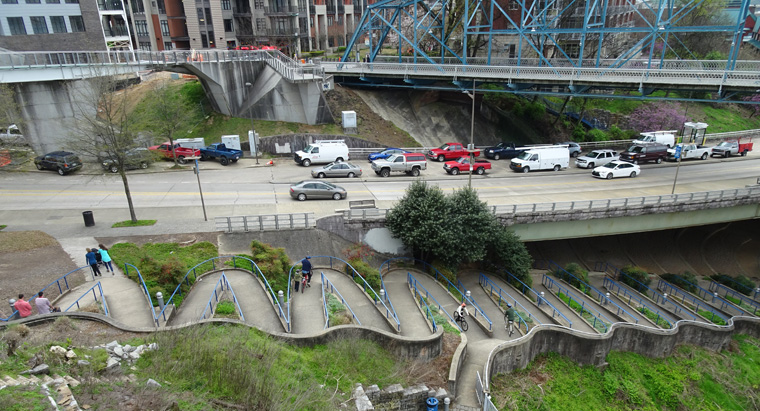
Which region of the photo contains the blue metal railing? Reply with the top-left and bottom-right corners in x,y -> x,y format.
321,272 -> 361,328
64,282 -> 109,317
157,256 -> 288,331
456,279 -> 494,332
407,273 -> 437,333
381,257 -> 492,332
2,266 -> 91,322
199,272 -> 245,322
548,260 -> 637,323
708,281 -> 760,316
603,277 -> 674,328
542,274 -> 610,333
656,279 -> 731,325
708,275 -> 758,298
289,256 -> 400,333
503,270 -> 573,328
123,263 -> 159,327
408,273 -> 462,331
663,274 -> 746,318
478,274 -> 535,333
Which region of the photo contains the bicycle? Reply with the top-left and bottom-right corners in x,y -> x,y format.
506,319 -> 514,337
453,311 -> 469,331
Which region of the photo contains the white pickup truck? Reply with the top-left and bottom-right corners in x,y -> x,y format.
667,143 -> 712,161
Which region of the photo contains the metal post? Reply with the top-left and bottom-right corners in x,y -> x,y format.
539,292 -> 545,306
156,292 -> 165,312
278,290 -> 284,304
245,82 -> 259,164
194,158 -> 208,221
468,79 -> 475,189
8,299 -> 17,320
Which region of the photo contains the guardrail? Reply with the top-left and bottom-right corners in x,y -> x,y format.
708,276 -> 760,299
199,272 -> 245,322
456,279 -> 495,333
542,274 -> 611,333
215,213 -> 316,233
64,282 -> 109,317
546,260 -> 637,323
321,272 -> 361,328
708,281 -> 760,315
123,263 -> 159,327
656,278 -> 730,325
381,257 -> 492,332
664,274 -> 747,318
503,270 -> 573,327
408,273 -> 462,331
407,273 -> 438,333
603,277 -> 674,329
478,274 -> 535,333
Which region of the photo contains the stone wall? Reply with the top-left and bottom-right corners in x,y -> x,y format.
354,383 -> 449,411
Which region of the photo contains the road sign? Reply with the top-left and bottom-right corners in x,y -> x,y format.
674,145 -> 682,159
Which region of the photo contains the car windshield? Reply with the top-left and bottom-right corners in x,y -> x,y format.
716,142 -> 731,147
515,151 -> 532,160
438,144 -> 450,150
586,151 -> 601,158
601,163 -> 618,169
385,154 -> 400,162
627,146 -> 643,153
303,145 -> 315,153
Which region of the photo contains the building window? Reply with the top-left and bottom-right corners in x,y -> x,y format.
327,16 -> 334,26
30,16 -> 48,34
135,20 -> 148,36
164,41 -> 172,50
221,0 -> 231,10
50,16 -> 66,33
131,0 -> 144,13
64,0 -> 79,3
7,17 -> 26,35
256,18 -> 266,31
160,20 -> 169,36
139,41 -> 151,51
26,0 -> 41,3
69,15 -> 85,32
224,19 -> 233,32
46,0 -> 60,3
1,0 -> 19,4
253,0 -> 263,9
509,1 -> 518,10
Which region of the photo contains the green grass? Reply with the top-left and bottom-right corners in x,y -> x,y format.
638,306 -> 671,328
0,224 -> 6,230
697,309 -> 727,325
0,385 -> 49,411
724,294 -> 743,307
557,291 -> 608,333
215,300 -> 237,316
111,219 -> 157,228
490,334 -> 760,411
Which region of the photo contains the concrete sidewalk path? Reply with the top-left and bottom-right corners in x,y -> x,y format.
290,271 -> 325,334
478,273 -> 555,327
228,270 -> 286,333
383,269 -> 432,338
322,269 -> 394,333
169,272 -> 222,326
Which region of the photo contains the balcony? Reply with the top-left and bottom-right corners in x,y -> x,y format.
267,28 -> 298,37
309,5 -> 315,14
233,10 -> 252,17
338,4 -> 344,13
98,0 -> 123,11
326,7 -> 336,14
104,26 -> 129,37
264,5 -> 300,15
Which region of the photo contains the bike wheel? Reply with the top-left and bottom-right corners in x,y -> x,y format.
459,318 -> 469,332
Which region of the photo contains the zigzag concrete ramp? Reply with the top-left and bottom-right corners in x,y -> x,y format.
384,269 -> 434,338
169,272 -> 224,326
322,269 -> 394,333
227,270 -> 284,332
290,270 -> 325,334
478,273 -> 554,327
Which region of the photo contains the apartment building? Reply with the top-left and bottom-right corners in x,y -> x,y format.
0,0 -> 132,51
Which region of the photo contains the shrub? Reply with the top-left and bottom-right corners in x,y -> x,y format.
346,259 -> 381,292
711,274 -> 756,296
572,125 -> 586,142
554,263 -> 589,291
215,301 -> 236,315
587,129 -> 608,142
249,240 -> 292,292
620,265 -> 651,288
429,260 -> 456,284
336,46 -> 346,53
524,101 -> 546,121
661,272 -> 698,293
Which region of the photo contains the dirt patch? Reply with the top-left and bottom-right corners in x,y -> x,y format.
404,332 -> 459,388
97,232 -> 220,249
0,230 -> 59,253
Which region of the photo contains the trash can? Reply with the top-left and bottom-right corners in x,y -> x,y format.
426,397 -> 439,411
82,211 -> 95,227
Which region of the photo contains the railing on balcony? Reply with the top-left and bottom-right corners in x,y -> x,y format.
309,5 -> 315,13
267,28 -> 298,36
98,0 -> 124,11
264,5 -> 300,14
104,26 -> 130,37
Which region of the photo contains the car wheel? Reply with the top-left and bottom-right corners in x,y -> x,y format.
347,172 -> 356,178
317,172 -> 326,178
606,173 -> 613,180
140,162 -> 149,169
178,156 -> 187,164
297,193 -> 307,201
476,167 -> 485,175
451,168 -> 460,175
656,157 -> 663,164
701,152 -> 708,160
571,151 -> 579,158
494,154 -> 501,160
336,157 -> 344,162
35,163 -> 43,170
522,167 -> 530,173
587,162 -> 595,169
57,168 -> 65,176
724,152 -> 729,158
630,171 -> 637,178
380,168 -> 390,177
220,157 -> 230,166
437,155 -> 445,162
411,167 -> 420,177
109,165 -> 119,173
302,159 -> 311,167
333,193 -> 342,200
199,154 -> 207,161
742,150 -> 748,156
553,164 -> 561,171
633,160 -> 639,165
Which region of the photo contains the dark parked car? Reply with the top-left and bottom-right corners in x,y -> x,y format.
483,142 -> 525,160
289,180 -> 347,201
619,143 -> 668,164
34,151 -> 82,175
100,148 -> 152,173
368,148 -> 408,162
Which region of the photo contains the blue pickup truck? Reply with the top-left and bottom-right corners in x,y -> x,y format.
199,143 -> 243,166
483,142 -> 526,160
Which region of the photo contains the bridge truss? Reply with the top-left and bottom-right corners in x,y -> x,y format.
341,0 -> 755,100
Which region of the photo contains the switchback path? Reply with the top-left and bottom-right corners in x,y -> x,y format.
383,269 -> 434,338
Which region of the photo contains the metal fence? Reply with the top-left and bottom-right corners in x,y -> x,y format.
63,282 -> 109,316
321,272 -> 361,328
215,213 -> 315,233
199,272 -> 245,322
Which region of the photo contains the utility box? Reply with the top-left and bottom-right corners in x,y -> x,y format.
221,135 -> 241,150
247,130 -> 259,157
176,138 -> 205,149
342,111 -> 357,134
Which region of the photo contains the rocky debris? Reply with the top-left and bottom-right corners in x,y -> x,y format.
47,377 -> 82,411
50,346 -> 67,357
77,360 -> 90,367
146,378 -> 162,388
21,364 -> 50,375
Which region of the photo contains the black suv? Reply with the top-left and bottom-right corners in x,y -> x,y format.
100,148 -> 152,173
34,151 -> 83,175
619,143 -> 668,164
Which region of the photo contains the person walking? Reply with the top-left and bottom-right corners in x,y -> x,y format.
35,291 -> 57,314
98,243 -> 113,273
293,269 -> 302,293
301,256 -> 312,288
14,294 -> 32,318
86,248 -> 101,277
92,246 -> 103,268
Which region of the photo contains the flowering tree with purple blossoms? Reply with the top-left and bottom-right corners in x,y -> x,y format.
628,102 -> 690,131
742,95 -> 760,118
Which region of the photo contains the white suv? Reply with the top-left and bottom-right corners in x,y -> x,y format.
575,149 -> 618,169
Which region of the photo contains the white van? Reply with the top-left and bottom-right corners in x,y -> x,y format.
294,140 -> 350,166
634,130 -> 676,148
509,146 -> 569,173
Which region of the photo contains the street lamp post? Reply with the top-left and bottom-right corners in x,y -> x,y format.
464,79 -> 476,188
245,82 -> 259,164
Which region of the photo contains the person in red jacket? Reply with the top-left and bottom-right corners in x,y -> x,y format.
14,294 -> 32,318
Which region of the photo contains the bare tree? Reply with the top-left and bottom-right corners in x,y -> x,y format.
66,72 -> 142,222
143,80 -> 193,166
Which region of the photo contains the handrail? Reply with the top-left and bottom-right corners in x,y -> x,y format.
456,279 -> 495,331
663,274 -> 746,317
708,275 -> 759,298
478,274 -> 534,333
320,272 -> 329,329
407,273 -> 437,333
503,270 -> 573,328
408,273 -> 462,331
708,281 -> 760,315
656,279 -> 731,325
596,261 -> 696,320
547,260 -> 637,323
380,257 -> 491,331
603,277 -> 674,329
64,282 -> 109,317
199,272 -> 245,322
2,265 -> 91,322
542,274 -> 610,333
321,272 -> 361,328
123,263 -> 159,327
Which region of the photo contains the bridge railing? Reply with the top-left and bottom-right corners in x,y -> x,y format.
199,272 -> 245,322
407,273 -> 438,333
663,274 -> 747,318
478,274 -> 534,334
503,270 -> 573,328
407,273 -> 462,332
123,263 -> 160,327
215,213 -> 315,233
707,275 -> 759,298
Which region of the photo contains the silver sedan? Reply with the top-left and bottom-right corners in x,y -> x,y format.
289,180 -> 348,201
311,162 -> 362,178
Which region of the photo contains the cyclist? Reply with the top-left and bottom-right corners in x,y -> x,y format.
454,302 -> 470,321
505,303 -> 517,336
301,256 -> 312,288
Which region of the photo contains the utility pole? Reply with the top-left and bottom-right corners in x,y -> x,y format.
245,82 -> 259,164
468,79 -> 476,188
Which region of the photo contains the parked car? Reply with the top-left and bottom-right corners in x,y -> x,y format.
311,162 -> 362,178
148,142 -> 201,164
575,149 -> 618,169
199,143 -> 243,165
592,160 -> 641,179
443,157 -> 492,175
619,143 -> 668,164
666,143 -> 711,161
100,148 -> 152,173
371,152 -> 427,177
367,148 -> 408,162
483,142 -> 526,160
34,151 -> 83,175
556,141 -> 582,157
427,142 -> 480,162
289,180 -> 347,201
711,140 -> 754,157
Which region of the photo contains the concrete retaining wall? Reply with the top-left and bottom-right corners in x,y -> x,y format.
256,134 -> 384,156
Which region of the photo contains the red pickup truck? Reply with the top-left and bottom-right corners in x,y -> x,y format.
427,143 -> 480,162
149,142 -> 201,164
443,157 -> 492,175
